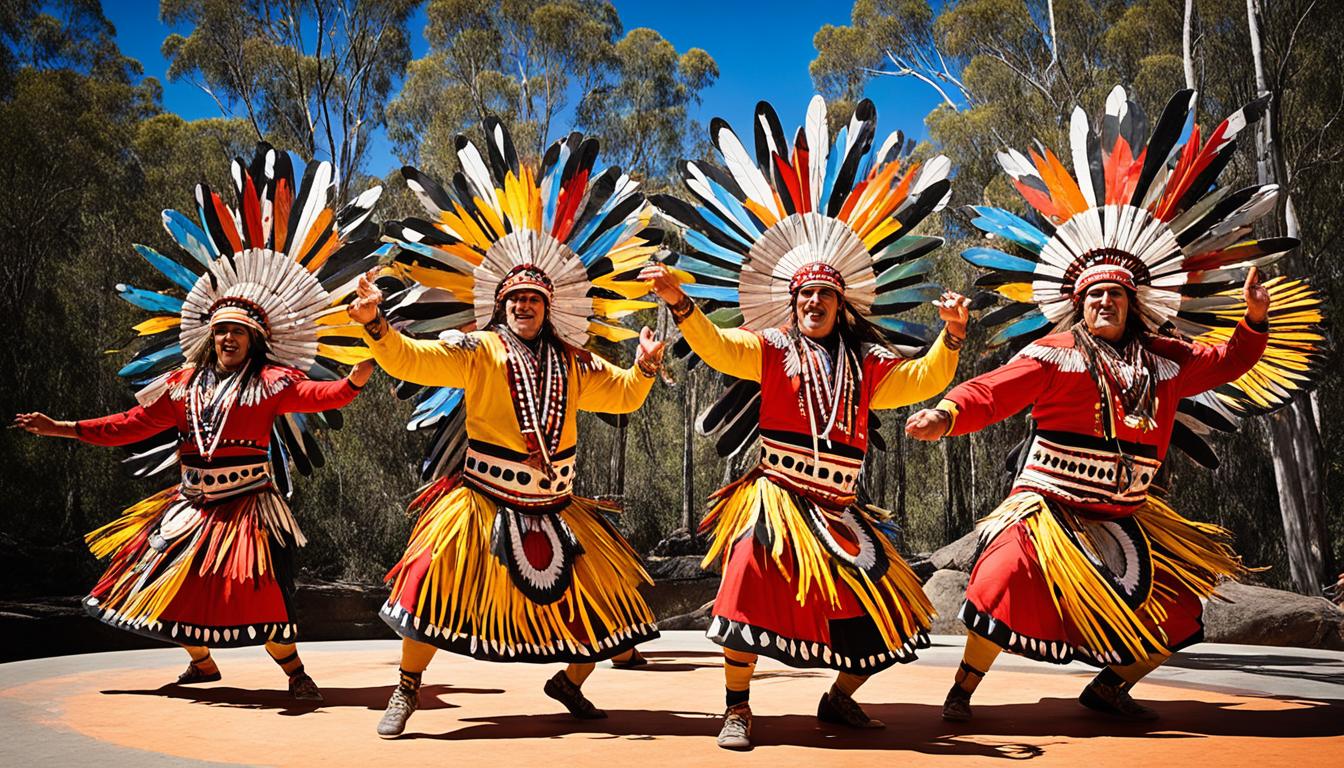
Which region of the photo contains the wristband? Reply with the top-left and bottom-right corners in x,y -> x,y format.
669,294 -> 695,323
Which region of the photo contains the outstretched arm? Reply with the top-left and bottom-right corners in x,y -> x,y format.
906,353 -> 1051,441
870,291 -> 968,409
575,328 -> 662,414
1174,268 -> 1271,398
639,263 -> 762,382
16,389 -> 179,447
349,268 -> 476,388
273,361 -> 373,414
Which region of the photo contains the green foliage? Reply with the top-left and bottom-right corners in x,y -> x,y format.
160,0 -> 417,198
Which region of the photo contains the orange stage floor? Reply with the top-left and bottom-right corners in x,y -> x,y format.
2,633 -> 1341,767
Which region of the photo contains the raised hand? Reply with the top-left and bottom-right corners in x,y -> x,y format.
638,263 -> 688,306
348,359 -> 375,387
1243,266 -> 1270,325
905,408 -> 951,442
933,291 -> 971,339
349,267 -> 385,325
12,412 -> 75,438
636,326 -> 665,370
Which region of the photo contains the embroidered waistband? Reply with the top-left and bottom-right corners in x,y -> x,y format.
180,460 -> 272,504
1015,432 -> 1161,508
758,430 -> 865,507
464,443 -> 576,508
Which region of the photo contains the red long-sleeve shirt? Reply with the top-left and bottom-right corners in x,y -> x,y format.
76,365 -> 360,462
941,320 -> 1267,462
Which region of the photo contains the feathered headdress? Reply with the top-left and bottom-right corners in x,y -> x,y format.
378,117 -> 661,480
963,86 -> 1326,465
114,143 -> 385,487
653,95 -> 952,345
654,95 -> 951,459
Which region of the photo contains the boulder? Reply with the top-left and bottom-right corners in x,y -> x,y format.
644,555 -> 709,582
1204,581 -> 1344,650
924,569 -> 970,636
649,528 -> 710,558
929,531 -> 979,573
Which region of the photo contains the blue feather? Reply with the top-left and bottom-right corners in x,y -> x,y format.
409,387 -> 463,431
968,206 -> 1048,253
674,254 -> 738,281
875,283 -> 942,306
568,186 -> 629,252
116,284 -> 185,313
682,284 -> 739,302
685,230 -> 745,266
119,345 -> 185,378
133,244 -> 199,291
962,246 -> 1040,274
818,125 -> 847,211
876,256 -> 934,287
987,309 -> 1050,346
577,218 -> 634,266
693,204 -> 754,249
872,317 -> 933,341
703,177 -> 763,238
162,210 -> 216,265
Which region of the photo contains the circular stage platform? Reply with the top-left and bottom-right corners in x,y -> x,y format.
2,632 -> 1340,766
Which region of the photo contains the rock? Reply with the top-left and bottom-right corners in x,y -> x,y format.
645,555 -> 709,582
649,528 -> 709,558
929,531 -> 979,573
1204,581 -> 1344,650
924,569 -> 970,636
658,600 -> 714,631
906,557 -> 937,584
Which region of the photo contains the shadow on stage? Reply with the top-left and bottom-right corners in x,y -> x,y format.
98,683 -> 502,716
1166,651 -> 1344,687
391,695 -> 1342,757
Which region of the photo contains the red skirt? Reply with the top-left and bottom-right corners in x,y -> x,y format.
84,487 -> 302,647
701,473 -> 932,673
961,491 -> 1244,666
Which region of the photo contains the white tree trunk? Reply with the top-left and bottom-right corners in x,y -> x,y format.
1183,0 -> 1197,88
1246,0 -> 1331,594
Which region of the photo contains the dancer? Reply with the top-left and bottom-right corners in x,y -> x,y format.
645,95 -> 967,750
15,144 -> 384,699
906,86 -> 1325,721
352,118 -> 664,737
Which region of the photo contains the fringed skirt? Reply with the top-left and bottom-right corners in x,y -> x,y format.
699,472 -> 934,673
83,486 -> 304,647
380,476 -> 660,663
961,491 -> 1247,666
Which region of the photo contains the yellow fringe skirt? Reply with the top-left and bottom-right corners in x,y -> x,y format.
380,476 -> 660,663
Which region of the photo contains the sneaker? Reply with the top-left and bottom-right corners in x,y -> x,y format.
941,684 -> 973,722
543,671 -> 607,720
288,671 -> 324,702
817,688 -> 885,729
716,703 -> 752,751
1079,680 -> 1159,721
175,661 -> 221,685
377,686 -> 419,738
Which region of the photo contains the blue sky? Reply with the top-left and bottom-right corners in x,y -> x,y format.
105,1 -> 942,177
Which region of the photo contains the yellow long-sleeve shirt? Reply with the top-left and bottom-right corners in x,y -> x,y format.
365,328 -> 654,455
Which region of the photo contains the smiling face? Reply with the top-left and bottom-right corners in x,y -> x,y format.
504,289 -> 548,341
794,286 -> 841,339
1081,283 -> 1131,342
212,322 -> 253,371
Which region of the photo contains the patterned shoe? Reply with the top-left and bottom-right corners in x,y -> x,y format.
817,689 -> 885,729
942,685 -> 973,722
288,670 -> 324,702
377,686 -> 419,738
543,671 -> 608,719
175,662 -> 221,685
1079,681 -> 1159,721
716,703 -> 753,751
